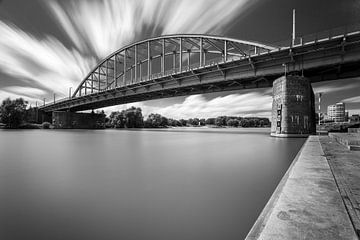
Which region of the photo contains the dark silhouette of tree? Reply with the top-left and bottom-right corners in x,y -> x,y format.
227,119 -> 239,127
179,119 -> 187,126
0,98 -> 28,128
108,106 -> 143,128
144,113 -> 168,128
205,118 -> 215,125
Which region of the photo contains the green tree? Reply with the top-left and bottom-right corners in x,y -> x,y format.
0,98 -> 28,128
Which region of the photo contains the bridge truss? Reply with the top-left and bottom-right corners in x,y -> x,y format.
72,34 -> 275,98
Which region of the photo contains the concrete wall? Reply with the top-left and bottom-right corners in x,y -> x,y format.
271,75 -> 316,137
52,111 -> 105,129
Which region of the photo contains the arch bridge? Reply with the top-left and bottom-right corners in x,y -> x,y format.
40,31 -> 360,112
39,29 -> 360,136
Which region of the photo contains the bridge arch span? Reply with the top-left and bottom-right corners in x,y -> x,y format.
72,34 -> 276,98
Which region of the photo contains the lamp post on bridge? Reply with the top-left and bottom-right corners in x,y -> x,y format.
292,9 -> 296,47
69,87 -> 72,99
318,92 -> 322,126
53,93 -> 56,104
43,98 -> 46,106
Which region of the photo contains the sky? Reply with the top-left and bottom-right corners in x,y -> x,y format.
0,0 -> 360,119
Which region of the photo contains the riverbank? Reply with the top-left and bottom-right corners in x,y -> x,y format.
246,135 -> 359,239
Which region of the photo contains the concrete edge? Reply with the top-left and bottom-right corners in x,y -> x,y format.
244,137 -> 309,240
270,133 -> 311,138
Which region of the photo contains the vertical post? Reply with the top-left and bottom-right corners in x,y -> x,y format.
292,9 -> 296,47
114,55 -> 117,87
130,67 -> 133,83
98,68 -> 101,92
179,37 -> 182,71
106,61 -> 109,89
53,93 -> 55,104
91,74 -> 94,93
69,87 -> 72,99
43,98 -> 45,106
318,92 -> 322,126
161,39 -> 165,75
134,45 -> 137,83
224,40 -> 227,62
187,50 -> 190,69
204,50 -> 206,65
85,81 -> 87,95
199,37 -> 203,67
147,41 -> 151,80
283,63 -> 287,76
173,51 -> 176,72
123,52 -> 126,86
139,62 -> 142,82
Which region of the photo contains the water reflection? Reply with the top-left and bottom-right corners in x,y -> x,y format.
0,128 -> 305,240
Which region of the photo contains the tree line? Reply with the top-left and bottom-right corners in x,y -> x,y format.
106,106 -> 270,128
0,98 -> 270,129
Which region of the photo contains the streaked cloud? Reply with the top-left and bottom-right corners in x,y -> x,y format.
0,21 -> 95,100
0,0 -> 256,113
0,89 -> 38,104
103,93 -> 272,119
47,0 -> 254,58
313,80 -> 360,93
342,96 -> 360,103
2,86 -> 46,98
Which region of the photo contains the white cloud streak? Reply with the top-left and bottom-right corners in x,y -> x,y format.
0,0 -> 261,116
47,0 -> 253,58
342,96 -> 360,103
0,21 -> 95,99
313,81 -> 360,94
102,93 -> 272,119
2,86 -> 46,98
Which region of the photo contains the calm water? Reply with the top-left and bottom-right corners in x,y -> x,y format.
0,128 -> 305,240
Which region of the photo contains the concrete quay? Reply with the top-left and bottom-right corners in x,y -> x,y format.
246,136 -> 358,240
320,136 -> 360,236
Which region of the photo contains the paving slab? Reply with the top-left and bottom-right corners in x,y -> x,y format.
320,136 -> 360,236
246,136 -> 358,240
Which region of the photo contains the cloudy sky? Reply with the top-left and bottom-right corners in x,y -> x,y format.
0,0 -> 360,119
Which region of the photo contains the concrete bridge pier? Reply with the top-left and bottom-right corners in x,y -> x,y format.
271,75 -> 316,137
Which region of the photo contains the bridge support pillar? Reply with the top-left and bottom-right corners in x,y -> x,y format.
271,75 -> 316,137
52,111 -> 105,129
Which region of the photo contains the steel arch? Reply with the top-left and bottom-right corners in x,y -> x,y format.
72,34 -> 276,97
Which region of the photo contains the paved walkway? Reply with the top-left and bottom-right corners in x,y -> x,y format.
246,136 -> 358,240
320,136 -> 360,236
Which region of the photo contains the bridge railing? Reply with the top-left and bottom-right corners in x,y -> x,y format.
272,23 -> 360,49
41,96 -> 71,108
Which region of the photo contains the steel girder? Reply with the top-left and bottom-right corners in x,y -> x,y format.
72,34 -> 276,98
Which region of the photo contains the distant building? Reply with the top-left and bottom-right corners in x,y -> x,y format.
345,111 -> 349,122
327,102 -> 346,122
350,114 -> 360,122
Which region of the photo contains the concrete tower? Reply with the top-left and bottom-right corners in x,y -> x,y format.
271,75 -> 316,137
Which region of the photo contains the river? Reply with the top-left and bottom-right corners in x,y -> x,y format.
0,128 -> 305,240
